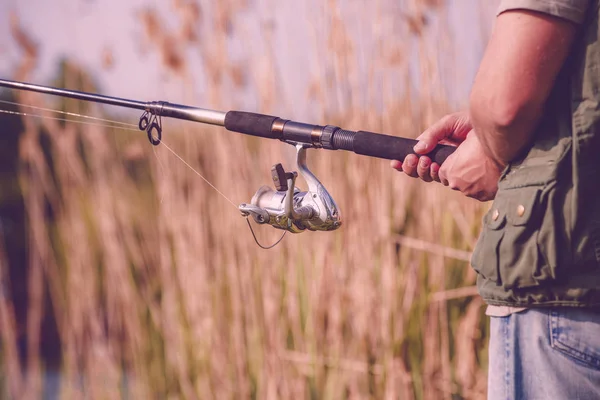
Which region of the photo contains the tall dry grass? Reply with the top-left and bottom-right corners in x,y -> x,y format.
1,1 -> 499,399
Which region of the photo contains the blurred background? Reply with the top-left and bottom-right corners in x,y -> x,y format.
0,0 -> 500,398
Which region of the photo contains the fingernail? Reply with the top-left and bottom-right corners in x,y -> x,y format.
414,141 -> 427,152
407,158 -> 417,167
420,157 -> 430,168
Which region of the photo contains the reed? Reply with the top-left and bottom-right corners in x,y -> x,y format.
1,1 -> 499,398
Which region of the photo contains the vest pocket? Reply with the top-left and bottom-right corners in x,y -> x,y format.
471,173 -> 563,290
500,185 -> 550,289
471,205 -> 505,285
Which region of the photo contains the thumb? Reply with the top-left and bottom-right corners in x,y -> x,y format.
413,113 -> 466,154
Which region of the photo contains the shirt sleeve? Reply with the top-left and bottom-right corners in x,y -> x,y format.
497,0 -> 591,24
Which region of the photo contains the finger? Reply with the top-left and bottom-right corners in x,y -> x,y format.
390,159 -> 402,170
430,163 -> 441,183
438,166 -> 449,186
401,154 -> 419,177
417,156 -> 433,182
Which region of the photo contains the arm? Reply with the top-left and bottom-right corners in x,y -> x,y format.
392,6 -> 584,201
470,10 -> 579,169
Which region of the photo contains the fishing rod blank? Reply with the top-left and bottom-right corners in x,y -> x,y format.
0,78 -> 454,164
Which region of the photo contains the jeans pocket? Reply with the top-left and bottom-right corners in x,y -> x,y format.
550,308 -> 600,370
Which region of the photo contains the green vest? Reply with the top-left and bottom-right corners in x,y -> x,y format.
473,4 -> 600,307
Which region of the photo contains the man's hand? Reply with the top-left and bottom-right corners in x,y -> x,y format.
391,112 -> 471,182
391,111 -> 501,202
438,131 -> 502,202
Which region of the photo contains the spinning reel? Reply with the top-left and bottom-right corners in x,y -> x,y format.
239,144 -> 342,234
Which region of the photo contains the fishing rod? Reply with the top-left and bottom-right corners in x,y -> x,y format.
0,78 -> 455,238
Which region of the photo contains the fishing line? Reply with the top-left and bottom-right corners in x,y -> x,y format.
0,102 -> 285,248
0,104 -> 237,207
151,145 -> 167,204
158,140 -> 238,209
0,108 -> 140,132
159,141 -> 288,255
0,99 -> 137,128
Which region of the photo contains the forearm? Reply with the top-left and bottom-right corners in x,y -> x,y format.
469,96 -> 543,169
468,10 -> 577,168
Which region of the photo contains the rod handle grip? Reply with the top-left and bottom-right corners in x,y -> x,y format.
334,130 -> 455,165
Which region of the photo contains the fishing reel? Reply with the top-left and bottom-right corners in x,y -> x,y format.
239,144 -> 342,234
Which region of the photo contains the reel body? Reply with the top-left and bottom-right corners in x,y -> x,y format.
239,145 -> 342,233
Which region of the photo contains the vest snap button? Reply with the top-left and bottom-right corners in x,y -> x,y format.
517,205 -> 525,217
492,209 -> 499,221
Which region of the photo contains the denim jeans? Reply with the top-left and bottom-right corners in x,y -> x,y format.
488,308 -> 600,400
